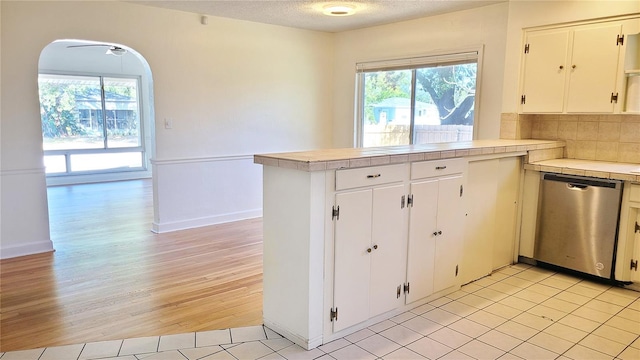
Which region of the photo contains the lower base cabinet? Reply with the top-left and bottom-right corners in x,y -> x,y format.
332,184 -> 407,332
615,183 -> 640,286
261,153 -> 525,350
462,157 -> 521,284
406,173 -> 464,303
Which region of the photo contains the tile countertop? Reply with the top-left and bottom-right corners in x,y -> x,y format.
525,158 -> 640,182
254,139 -> 565,172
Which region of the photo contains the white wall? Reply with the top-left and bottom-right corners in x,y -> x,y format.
7,1 -> 639,258
0,1 -> 334,257
501,0 -> 640,113
331,3 -> 510,147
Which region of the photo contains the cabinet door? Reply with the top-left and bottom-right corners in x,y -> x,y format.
333,190 -> 372,332
406,179 -> 438,303
433,175 -> 464,293
370,184 -> 407,317
462,160 -> 498,284
493,157 -> 521,270
521,29 -> 570,113
567,24 -> 622,113
632,211 -> 640,284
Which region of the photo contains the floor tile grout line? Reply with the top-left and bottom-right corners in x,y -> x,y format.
476,268 -> 590,358
115,339 -> 125,358
512,268 -> 636,360
5,264 -> 640,360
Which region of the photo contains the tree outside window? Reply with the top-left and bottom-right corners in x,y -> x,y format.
38,74 -> 144,175
359,55 -> 478,147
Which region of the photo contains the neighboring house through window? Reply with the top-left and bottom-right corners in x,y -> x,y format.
38,73 -> 146,176
356,48 -> 482,147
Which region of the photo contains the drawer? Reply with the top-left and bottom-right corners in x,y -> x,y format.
630,184 -> 640,202
411,158 -> 466,180
336,164 -> 407,191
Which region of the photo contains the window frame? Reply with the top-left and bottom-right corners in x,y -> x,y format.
38,71 -> 147,177
355,46 -> 484,148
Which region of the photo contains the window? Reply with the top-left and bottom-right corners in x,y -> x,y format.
38,73 -> 145,176
356,50 -> 481,147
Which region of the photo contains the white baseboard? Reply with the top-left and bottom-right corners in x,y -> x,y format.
151,209 -> 263,233
0,240 -> 54,259
263,318 -> 323,350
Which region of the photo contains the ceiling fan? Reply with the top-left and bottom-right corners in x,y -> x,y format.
66,44 -> 127,56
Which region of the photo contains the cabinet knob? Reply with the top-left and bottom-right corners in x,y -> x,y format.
373,244 -> 378,250
438,231 -> 442,235
367,248 -> 372,253
559,65 -> 564,70
433,231 -> 438,236
572,65 -> 576,69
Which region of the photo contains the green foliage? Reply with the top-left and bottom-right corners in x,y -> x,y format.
39,79 -> 139,142
38,82 -> 89,138
363,70 -> 411,124
416,63 -> 477,125
362,63 -> 477,126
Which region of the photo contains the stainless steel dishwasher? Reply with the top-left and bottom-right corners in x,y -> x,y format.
534,173 -> 623,279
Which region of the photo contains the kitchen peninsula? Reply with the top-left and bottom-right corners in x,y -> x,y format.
254,139 -> 565,349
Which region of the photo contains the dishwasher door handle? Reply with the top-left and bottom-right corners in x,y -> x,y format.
567,183 -> 588,190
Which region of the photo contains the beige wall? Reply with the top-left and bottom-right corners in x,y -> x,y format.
0,1 -> 334,256
3,0 -> 640,257
331,3 -> 510,147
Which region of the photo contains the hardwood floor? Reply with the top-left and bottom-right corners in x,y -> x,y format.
0,180 -> 263,352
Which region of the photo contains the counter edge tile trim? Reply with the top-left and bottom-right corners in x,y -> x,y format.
253,141 -> 566,172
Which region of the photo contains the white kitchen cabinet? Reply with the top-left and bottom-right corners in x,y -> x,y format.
405,179 -> 437,303
432,174 -> 465,293
332,189 -> 372,332
461,156 -> 522,285
406,159 -> 465,302
257,145 -> 546,349
520,28 -> 569,113
615,183 -> 640,289
566,23 -> 622,113
632,211 -> 640,285
332,184 -> 407,332
521,22 -> 624,113
492,157 -> 522,269
518,169 -> 541,259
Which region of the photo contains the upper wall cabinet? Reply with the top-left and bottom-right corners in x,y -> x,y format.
520,28 -> 572,113
520,17 -> 639,114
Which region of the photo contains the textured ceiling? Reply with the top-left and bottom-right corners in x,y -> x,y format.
127,0 -> 505,33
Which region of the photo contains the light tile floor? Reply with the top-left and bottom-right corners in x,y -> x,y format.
3,263 -> 640,360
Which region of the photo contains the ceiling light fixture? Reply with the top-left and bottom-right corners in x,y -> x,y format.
323,4 -> 356,16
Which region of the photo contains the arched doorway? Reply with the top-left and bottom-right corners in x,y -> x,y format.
38,39 -> 155,185
37,39 -> 157,246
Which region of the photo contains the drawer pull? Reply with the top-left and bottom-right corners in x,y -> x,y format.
435,166 -> 447,170
367,174 -> 381,179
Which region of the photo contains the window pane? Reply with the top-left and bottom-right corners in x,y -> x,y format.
104,77 -> 141,148
44,155 -> 67,174
38,74 -> 105,150
413,63 -> 476,144
362,70 -> 412,147
70,152 -> 143,172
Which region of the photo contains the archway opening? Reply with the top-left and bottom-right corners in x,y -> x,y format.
37,39 -> 157,248
38,39 -> 155,185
